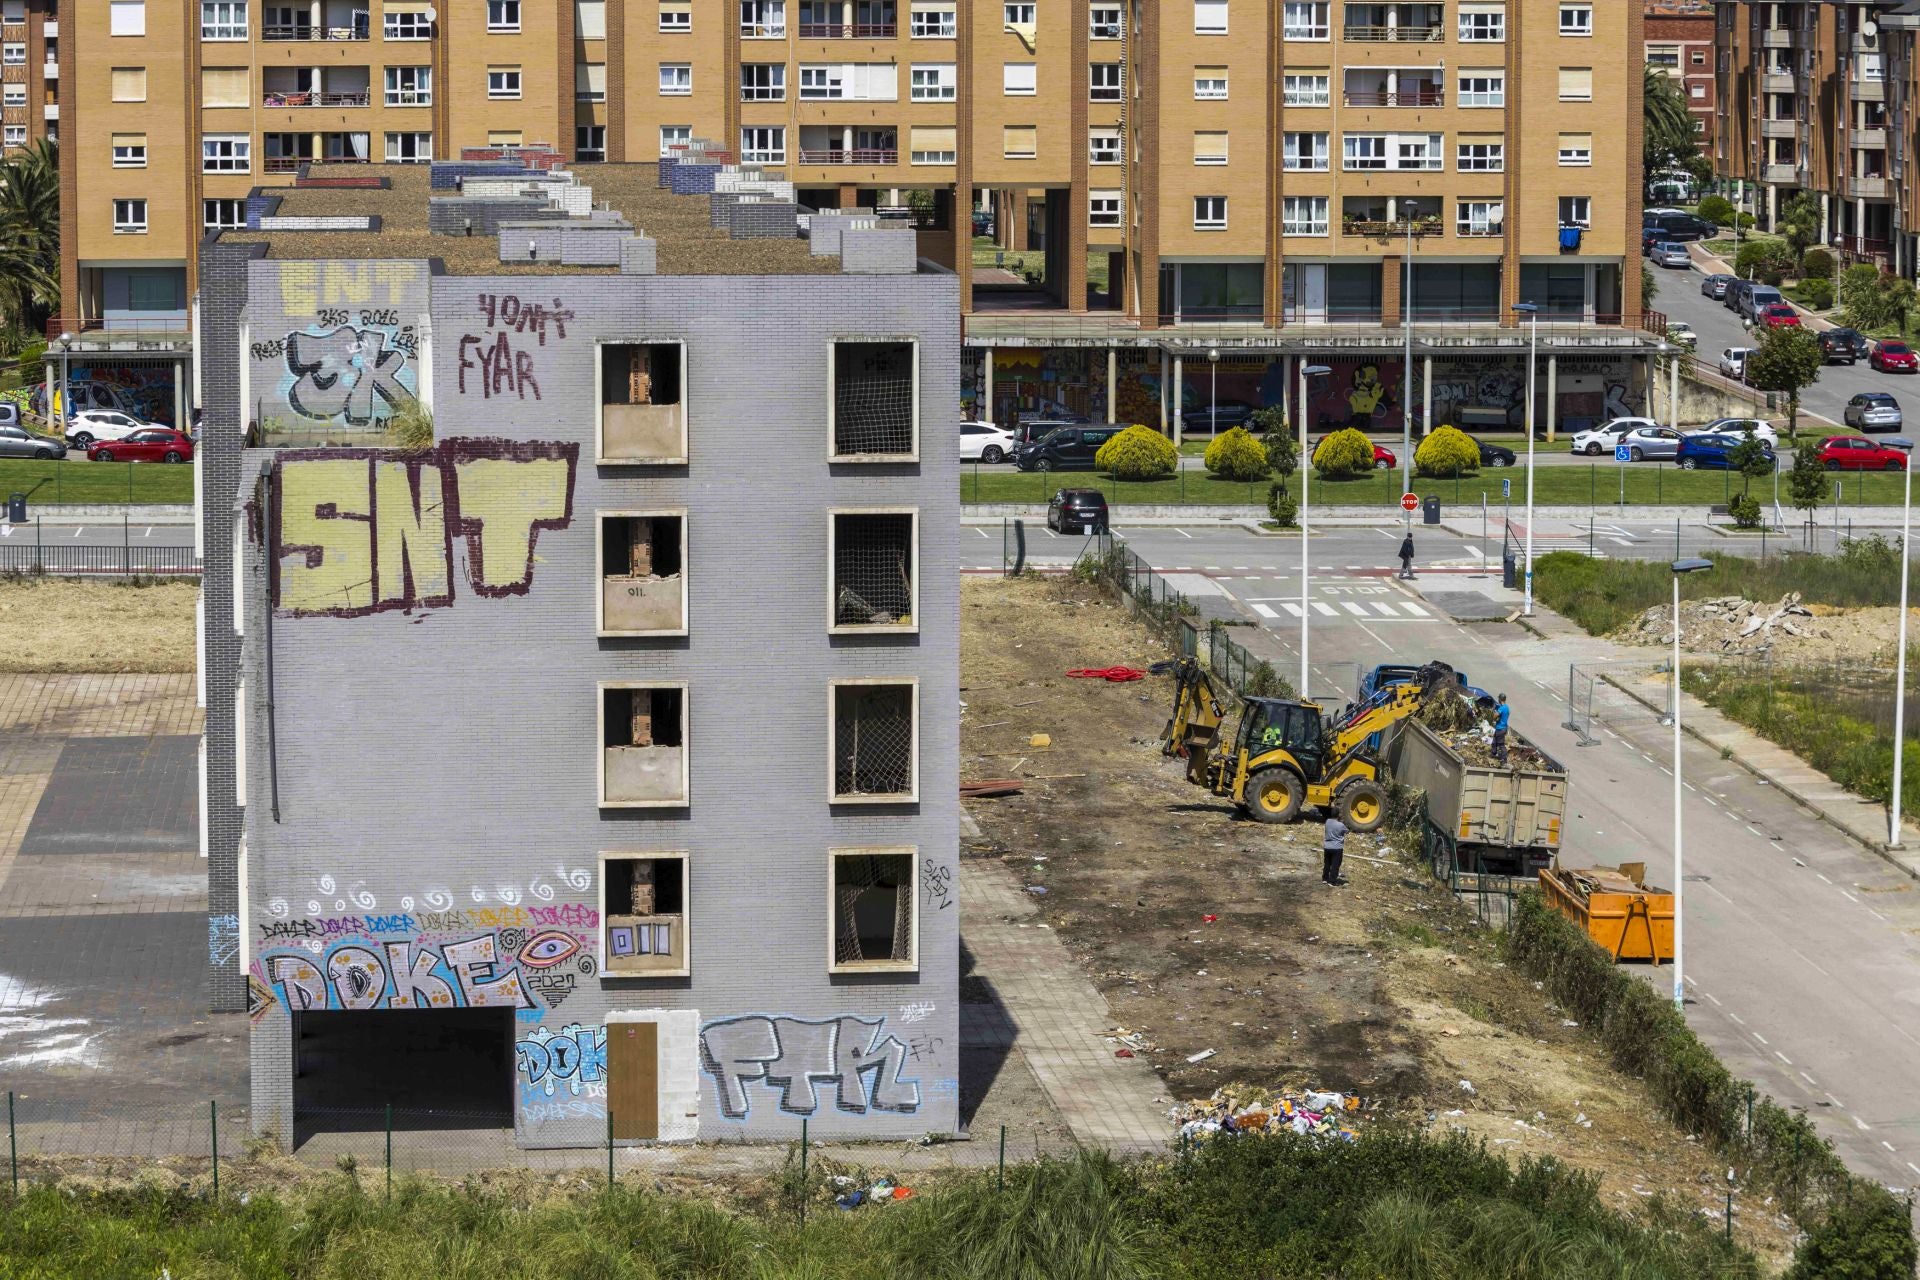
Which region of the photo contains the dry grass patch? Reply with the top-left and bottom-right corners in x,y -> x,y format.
0,578 -> 196,672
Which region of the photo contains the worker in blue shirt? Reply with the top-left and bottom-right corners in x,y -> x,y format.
1492,694 -> 1511,763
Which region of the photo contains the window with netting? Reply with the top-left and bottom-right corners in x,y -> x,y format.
831,681 -> 916,801
830,340 -> 916,458
830,849 -> 916,971
831,511 -> 916,631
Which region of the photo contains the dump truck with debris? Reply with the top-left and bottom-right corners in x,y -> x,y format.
1388,718 -> 1568,878
1538,863 -> 1673,963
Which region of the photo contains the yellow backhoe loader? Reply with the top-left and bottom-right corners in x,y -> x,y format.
1150,657 -> 1459,832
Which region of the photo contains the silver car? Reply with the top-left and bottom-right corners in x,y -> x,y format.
1619,425 -> 1685,461
0,424 -> 64,460
1700,273 -> 1734,299
1651,242 -> 1691,268
1844,392 -> 1904,432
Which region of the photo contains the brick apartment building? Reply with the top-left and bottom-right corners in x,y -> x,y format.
53,0 -> 1664,445
201,156 -> 960,1145
0,0 -> 55,156
1646,0 -> 1715,161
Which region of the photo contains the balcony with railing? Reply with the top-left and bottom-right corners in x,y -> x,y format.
262,67 -> 371,108
796,1 -> 895,38
1760,27 -> 1796,49
1343,3 -> 1443,42
1340,196 -> 1442,238
1342,67 -> 1442,107
264,3 -> 370,40
797,126 -> 897,165
1849,174 -> 1889,199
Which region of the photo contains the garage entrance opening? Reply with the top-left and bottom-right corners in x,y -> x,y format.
292,1008 -> 514,1145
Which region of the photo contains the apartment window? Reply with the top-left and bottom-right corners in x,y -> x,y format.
1558,3 -> 1591,36
574,0 -> 607,36
111,67 -> 148,103
1090,5 -> 1121,37
0,42 -> 18,63
1282,0 -> 1328,40
578,61 -> 607,101
1458,3 -> 1503,41
576,125 -> 606,160
1281,131 -> 1326,170
599,342 -> 687,463
1283,71 -> 1329,106
487,66 -> 521,98
910,2 -> 953,35
113,199 -> 147,234
201,65 -> 248,107
1090,189 -> 1122,225
739,125 -> 783,162
112,133 -> 148,167
1004,62 -> 1036,95
829,848 -> 918,972
831,509 -> 918,630
202,134 -> 250,174
741,0 -> 786,36
1091,63 -> 1122,100
488,129 -> 522,147
800,65 -> 841,98
0,0 -> 20,21
830,341 -> 916,460
1456,137 -> 1504,171
1194,131 -> 1229,166
385,9 -> 431,38
741,63 -> 785,100
385,131 -> 432,162
661,124 -> 691,156
1558,67 -> 1592,101
830,681 -> 918,803
1343,133 -> 1439,171
1647,47 -> 1678,69
1004,2 -> 1034,24
487,0 -> 520,31
597,512 -> 686,635
1194,67 -> 1227,99
1003,125 -> 1036,158
385,66 -> 431,106
1283,195 -> 1328,236
1089,128 -> 1121,164
660,1 -> 691,30
1691,50 -> 1706,66
599,684 -> 689,808
1559,195 -> 1590,228
910,63 -> 955,100
909,125 -> 955,164
659,63 -> 691,95
204,198 -> 247,231
1557,132 -> 1592,166
0,83 -> 18,106
600,853 -> 690,977
1457,70 -> 1503,108
1194,0 -> 1226,34
1,125 -> 22,146
1194,196 -> 1227,230
110,1 -> 146,36
1456,199 -> 1503,237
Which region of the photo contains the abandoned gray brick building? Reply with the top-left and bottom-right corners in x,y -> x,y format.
197,156 -> 960,1147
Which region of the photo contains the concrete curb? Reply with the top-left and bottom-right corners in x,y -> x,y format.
15,504 -> 195,522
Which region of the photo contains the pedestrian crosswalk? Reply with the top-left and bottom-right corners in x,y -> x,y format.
1247,598 -> 1431,621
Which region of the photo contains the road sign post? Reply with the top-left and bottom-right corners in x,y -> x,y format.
1400,492 -> 1419,513
1502,477 -> 1511,499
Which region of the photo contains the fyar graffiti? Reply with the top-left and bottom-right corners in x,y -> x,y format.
701,1014 -> 920,1119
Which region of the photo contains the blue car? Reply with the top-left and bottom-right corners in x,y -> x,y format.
1675,433 -> 1777,472
1352,663 -> 1494,751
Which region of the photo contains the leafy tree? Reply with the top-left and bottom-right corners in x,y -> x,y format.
1725,426 -> 1773,529
1839,265 -> 1917,335
1266,480 -> 1298,528
1785,432 -> 1830,538
1203,426 -> 1270,481
1800,247 -> 1836,279
1313,427 -> 1377,479
0,139 -> 59,341
1095,425 -> 1178,480
1642,261 -> 1659,305
1744,326 -> 1822,441
1735,239 -> 1795,285
1777,190 -> 1822,258
1414,426 -> 1480,478
1696,194 -> 1736,226
1784,1185 -> 1919,1280
1252,407 -> 1300,524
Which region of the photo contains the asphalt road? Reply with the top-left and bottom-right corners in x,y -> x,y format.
1,519 -> 195,549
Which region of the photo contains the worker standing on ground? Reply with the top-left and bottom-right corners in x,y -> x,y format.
1492,694 -> 1510,763
1397,533 -> 1415,580
1322,812 -> 1349,887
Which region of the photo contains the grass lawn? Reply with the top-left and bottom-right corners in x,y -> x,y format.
0,458 -> 194,505
971,236 -> 1111,290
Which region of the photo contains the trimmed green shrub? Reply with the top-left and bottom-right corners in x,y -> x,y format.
1095,424 -> 1178,480
1413,425 -> 1480,478
1203,426 -> 1271,481
1784,1183 -> 1918,1280
1797,277 -> 1834,311
1735,239 -> 1795,285
1313,427 -> 1377,479
1696,194 -> 1736,226
1267,480 -> 1298,528
1800,246 -> 1836,279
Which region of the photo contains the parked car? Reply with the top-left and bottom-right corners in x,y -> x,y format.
1645,212 -> 1717,241
86,427 -> 194,463
1015,424 -> 1123,471
1699,273 -> 1735,300
1675,433 -> 1777,472
0,401 -> 18,429
1046,488 -> 1109,533
1650,242 -> 1692,268
1314,437 -> 1396,470
1734,283 -> 1785,321
1756,303 -> 1801,329
1844,392 -> 1904,431
960,420 -> 1016,463
1011,418 -> 1091,448
1179,399 -> 1259,434
1618,425 -> 1685,460
1470,437 -> 1516,467
1818,435 -> 1908,470
1570,417 -> 1659,456
1717,346 -> 1754,381
1820,329 -> 1865,364
1689,418 -> 1779,447
0,424 -> 63,459
1666,321 -> 1698,352
62,408 -> 155,447
1870,340 -> 1920,373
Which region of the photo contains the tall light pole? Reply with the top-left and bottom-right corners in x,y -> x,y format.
1671,556 -> 1715,1010
1299,363 -> 1331,695
1893,451 -> 1913,848
56,331 -> 73,438
1402,218 -> 1414,498
1514,303 -> 1539,614
1208,347 -> 1220,437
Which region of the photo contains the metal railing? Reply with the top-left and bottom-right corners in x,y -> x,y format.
1343,24 -> 1443,41
796,21 -> 896,37
261,22 -> 369,40
797,147 -> 898,164
958,310 -> 1671,343
1340,218 -> 1445,236
1341,89 -> 1443,107
0,539 -> 201,578
263,91 -> 372,107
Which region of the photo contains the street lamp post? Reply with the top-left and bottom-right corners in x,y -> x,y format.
56,331 -> 73,439
1893,452 -> 1913,848
1671,556 -> 1715,1010
1299,363 -> 1332,695
1403,219 -> 1414,499
1514,303 -> 1540,615
1208,347 -> 1219,438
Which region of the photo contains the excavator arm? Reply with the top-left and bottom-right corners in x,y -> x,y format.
1149,658 -> 1227,786
1327,660 -> 1459,762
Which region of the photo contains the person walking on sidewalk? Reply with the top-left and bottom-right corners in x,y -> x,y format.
1322,812 -> 1349,886
1492,694 -> 1511,763
1397,533 -> 1416,580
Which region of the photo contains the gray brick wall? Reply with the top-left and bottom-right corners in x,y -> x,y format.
726,201 -> 800,240
430,198 -> 567,237
838,229 -> 920,275
618,236 -> 658,274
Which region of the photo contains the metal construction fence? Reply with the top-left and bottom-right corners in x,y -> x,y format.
0,539 -> 201,578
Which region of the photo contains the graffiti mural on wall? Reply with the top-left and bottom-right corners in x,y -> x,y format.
516,1022 -> 608,1098
701,1013 -> 921,1119
264,438 -> 578,618
251,261 -> 430,431
29,366 -> 179,426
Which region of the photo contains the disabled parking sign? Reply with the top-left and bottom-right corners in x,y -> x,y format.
1615,444 -> 1633,462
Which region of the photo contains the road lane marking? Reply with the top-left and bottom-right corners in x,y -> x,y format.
1251,603 -> 1279,619
1752,1031 -> 1767,1044
1313,602 -> 1338,616
1817,873 -> 1832,883
1801,1071 -> 1818,1086
1840,889 -> 1859,902
1855,1115 -> 1873,1131
1828,1093 -> 1846,1109
1728,1013 -> 1745,1026
1341,602 -> 1369,616
1371,602 -> 1400,618
1174,528 -> 1193,538
1702,991 -> 1722,1006
1775,1050 -> 1793,1065
1883,1140 -> 1898,1153
1401,601 -> 1429,616
1282,603 -> 1305,618
975,527 -> 990,538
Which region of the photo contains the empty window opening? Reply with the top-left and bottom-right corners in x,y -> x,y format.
600,513 -> 685,634
290,1008 -> 513,1145
603,854 -> 689,976
599,342 -> 686,462
832,681 -> 916,800
831,850 -> 915,970
832,511 -> 915,629
601,685 -> 687,805
831,341 -> 915,457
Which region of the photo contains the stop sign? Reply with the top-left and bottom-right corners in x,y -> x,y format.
1400,492 -> 1420,512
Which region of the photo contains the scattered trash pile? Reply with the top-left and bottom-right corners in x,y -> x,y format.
1103,1026 -> 1157,1059
1629,592 -> 1831,655
831,1174 -> 916,1211
1170,1083 -> 1366,1145
1426,717 -> 1553,771
1414,685 -> 1479,734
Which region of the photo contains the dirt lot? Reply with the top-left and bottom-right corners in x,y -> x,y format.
0,578 -> 196,672
962,576 -> 1797,1265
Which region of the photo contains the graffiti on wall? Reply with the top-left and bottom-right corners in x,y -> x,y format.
251,261 -> 431,430
455,292 -> 577,403
30,366 -> 179,426
701,1014 -> 921,1119
208,914 -> 241,967
265,438 -> 577,618
516,1022 -> 607,1099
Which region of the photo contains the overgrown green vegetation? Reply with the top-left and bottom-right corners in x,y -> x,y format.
0,458 -> 195,506
0,140 -> 58,349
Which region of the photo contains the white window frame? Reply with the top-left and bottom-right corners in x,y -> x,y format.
1194,195 -> 1227,230
1559,195 -> 1591,228
1457,71 -> 1505,108
1558,133 -> 1592,166
1456,139 -> 1504,172
741,62 -> 786,100
384,65 -> 431,106
1559,67 -> 1593,101
1194,69 -> 1228,100
1343,132 -> 1440,172
110,1 -> 147,37
659,62 -> 691,95
201,133 -> 251,174
113,198 -> 148,234
204,197 -> 247,230
1282,0 -> 1328,40
1089,190 -> 1122,225
1090,62 -> 1122,101
659,3 -> 691,31
1456,199 -> 1503,237
2,124 -> 26,146
1282,72 -> 1329,106
112,136 -> 148,167
1194,0 -> 1227,35
826,846 -> 920,974
827,505 -> 920,630
596,681 -> 691,809
909,4 -> 952,36
384,131 -> 433,163
1089,128 -> 1121,165
1003,2 -> 1034,24
827,680 -> 920,804
595,508 -> 689,637
1558,3 -> 1591,37
576,124 -> 606,161
1281,131 -> 1326,171
1283,194 -> 1328,237
597,850 -> 693,979
1194,131 -> 1230,166
908,131 -> 954,164
0,82 -> 22,106
1457,7 -> 1504,42
741,0 -> 786,36
909,63 -> 955,101
660,124 -> 692,156
487,0 -> 520,31
487,67 -> 521,99
739,125 -> 784,163
384,9 -> 431,38
1090,5 -> 1121,37
2,41 -> 24,63
201,0 -> 248,39
800,65 -> 842,98
1003,61 -> 1036,95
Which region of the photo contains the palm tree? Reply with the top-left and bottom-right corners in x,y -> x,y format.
1643,64 -> 1698,196
0,139 -> 59,341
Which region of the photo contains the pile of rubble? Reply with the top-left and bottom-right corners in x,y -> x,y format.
1629,592 -> 1832,655
1171,1084 -> 1367,1145
1433,719 -> 1552,771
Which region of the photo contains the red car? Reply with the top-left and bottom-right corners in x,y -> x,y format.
87,428 -> 194,463
1817,435 -> 1908,471
1757,303 -> 1801,329
1314,437 -> 1396,470
1870,340 -> 1919,373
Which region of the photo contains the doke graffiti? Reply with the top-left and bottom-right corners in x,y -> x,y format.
516,1022 -> 607,1098
701,1014 -> 920,1120
269,438 -> 577,617
259,932 -> 538,1012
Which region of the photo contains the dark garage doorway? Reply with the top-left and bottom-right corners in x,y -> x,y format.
292,1008 -> 514,1145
